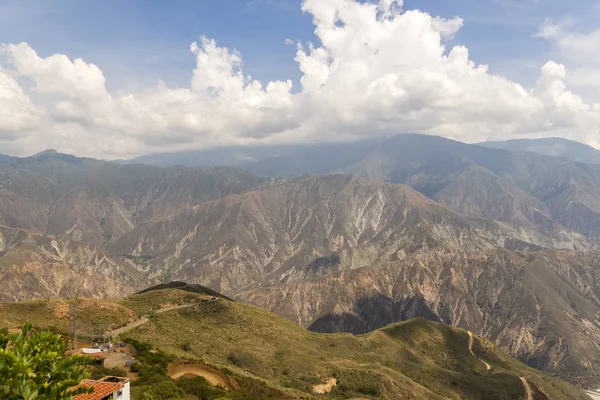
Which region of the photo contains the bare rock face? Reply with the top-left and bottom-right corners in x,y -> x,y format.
0,226 -> 145,302
110,174 -> 567,294
247,134 -> 600,247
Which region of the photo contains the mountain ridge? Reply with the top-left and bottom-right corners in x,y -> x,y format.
0,287 -> 590,399
481,137 -> 600,164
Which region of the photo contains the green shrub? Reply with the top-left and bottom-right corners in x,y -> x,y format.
226,350 -> 258,369
89,365 -> 127,380
176,376 -> 228,399
139,381 -> 186,399
329,369 -> 382,399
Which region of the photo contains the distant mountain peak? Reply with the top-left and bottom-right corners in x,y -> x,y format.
479,137 -> 600,164
34,149 -> 59,157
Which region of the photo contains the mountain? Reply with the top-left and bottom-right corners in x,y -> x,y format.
3,144 -> 600,387
110,174 -> 574,293
238,248 -> 600,387
0,225 -> 146,302
481,137 -> 600,165
105,174 -> 600,386
246,134 -> 600,243
123,143 -> 327,168
0,152 -> 268,245
0,287 -> 589,400
0,152 -> 270,301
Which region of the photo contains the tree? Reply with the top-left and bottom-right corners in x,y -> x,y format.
0,323 -> 94,400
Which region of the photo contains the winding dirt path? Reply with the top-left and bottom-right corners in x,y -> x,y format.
110,301 -> 215,337
467,331 -> 492,371
169,365 -> 229,388
520,376 -> 533,400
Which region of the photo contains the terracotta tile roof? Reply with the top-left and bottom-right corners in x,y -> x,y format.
72,379 -> 124,400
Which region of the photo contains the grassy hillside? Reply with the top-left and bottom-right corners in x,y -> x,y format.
122,290 -> 586,400
0,297 -> 136,334
118,287 -> 215,317
0,289 -> 589,399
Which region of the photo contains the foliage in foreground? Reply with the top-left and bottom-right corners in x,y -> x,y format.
0,323 -> 94,400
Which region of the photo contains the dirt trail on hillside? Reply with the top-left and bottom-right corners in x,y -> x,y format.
467,331 -> 491,371
586,389 -> 600,400
520,376 -> 533,400
168,364 -> 229,388
110,302 -> 213,336
313,378 -> 337,394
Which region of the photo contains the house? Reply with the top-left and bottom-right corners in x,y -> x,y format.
72,376 -> 130,400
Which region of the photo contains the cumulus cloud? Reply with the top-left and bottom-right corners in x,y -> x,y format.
0,66 -> 41,133
1,0 -> 600,157
536,21 -> 600,104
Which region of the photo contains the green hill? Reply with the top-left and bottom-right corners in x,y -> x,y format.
0,287 -> 588,399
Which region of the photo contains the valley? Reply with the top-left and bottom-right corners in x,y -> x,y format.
2,135 -> 600,389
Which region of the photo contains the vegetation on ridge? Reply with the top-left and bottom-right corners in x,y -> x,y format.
120,288 -> 587,400
0,287 -> 590,399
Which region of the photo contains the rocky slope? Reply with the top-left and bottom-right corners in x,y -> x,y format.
0,226 -> 146,302
0,151 -> 268,245
110,174 -> 567,294
247,134 -> 600,244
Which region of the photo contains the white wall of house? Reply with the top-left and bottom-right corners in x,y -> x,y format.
111,381 -> 130,400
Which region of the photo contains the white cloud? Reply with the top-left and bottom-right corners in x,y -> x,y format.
1,0 -> 600,157
4,43 -> 110,101
0,66 -> 41,134
536,21 -> 600,104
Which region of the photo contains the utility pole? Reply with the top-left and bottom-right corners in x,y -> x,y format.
68,303 -> 78,350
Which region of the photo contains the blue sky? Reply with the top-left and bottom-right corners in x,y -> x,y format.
1,0 -> 595,92
1,0 -> 600,157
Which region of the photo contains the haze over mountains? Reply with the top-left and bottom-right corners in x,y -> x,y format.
4,134 -> 600,387
481,137 -> 600,165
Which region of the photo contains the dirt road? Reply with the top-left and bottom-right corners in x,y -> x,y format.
467,331 -> 491,371
110,302 -> 211,337
519,376 -> 533,400
169,364 -> 230,388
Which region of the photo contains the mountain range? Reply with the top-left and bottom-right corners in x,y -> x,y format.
3,135 -> 600,387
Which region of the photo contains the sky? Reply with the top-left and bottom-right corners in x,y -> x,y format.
1,0 -> 600,159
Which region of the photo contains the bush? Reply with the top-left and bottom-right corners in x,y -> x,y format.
226,350 -> 258,369
89,365 -> 127,380
329,370 -> 382,398
229,375 -> 290,400
139,381 -> 186,399
176,376 -> 228,399
122,339 -> 172,386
